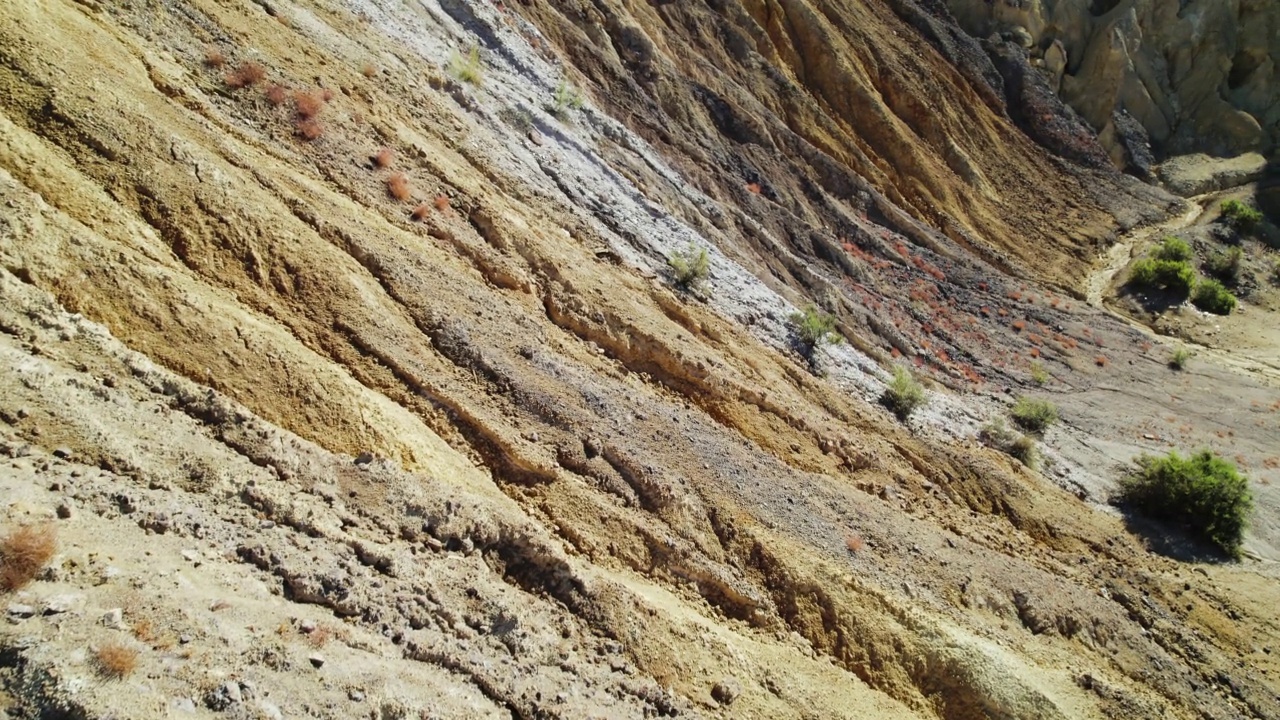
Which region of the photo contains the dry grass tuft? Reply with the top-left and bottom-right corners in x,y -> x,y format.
361,63 -> 378,78
387,173 -> 412,201
373,147 -> 395,169
844,533 -> 865,553
295,119 -> 324,141
305,624 -> 332,648
294,90 -> 327,119
204,48 -> 227,68
1,524 -> 56,592
1095,355 -> 1108,368
264,84 -> 289,106
226,61 -> 266,89
93,641 -> 139,680
410,203 -> 431,221
433,194 -> 451,213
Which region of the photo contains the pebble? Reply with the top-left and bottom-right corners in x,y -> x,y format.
711,678 -> 741,706
309,653 -> 326,668
299,618 -> 317,634
101,608 -> 124,629
43,594 -> 81,615
56,502 -> 73,519
7,603 -> 37,619
204,682 -> 242,710
52,447 -> 73,459
348,689 -> 365,702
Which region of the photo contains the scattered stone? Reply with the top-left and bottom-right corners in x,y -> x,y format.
55,501 -> 73,519
101,608 -> 124,629
309,653 -> 325,668
299,618 -> 317,634
171,697 -> 197,714
204,681 -> 242,710
43,594 -> 81,615
7,603 -> 37,619
52,447 -> 73,459
354,451 -> 374,465
181,549 -> 202,566
348,689 -> 365,702
711,678 -> 741,706
179,634 -> 192,645
257,702 -> 283,720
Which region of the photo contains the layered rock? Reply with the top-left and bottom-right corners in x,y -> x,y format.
949,0 -> 1280,164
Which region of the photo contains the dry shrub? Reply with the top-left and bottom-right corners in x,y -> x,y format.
844,533 -> 865,553
294,90 -> 326,119
1095,355 -> 1108,368
387,173 -> 412,201
1,524 -> 56,592
321,87 -> 335,102
295,119 -> 324,141
410,203 -> 431,221
373,147 -> 395,168
433,194 -> 451,213
305,624 -> 332,648
226,61 -> 266,89
745,182 -> 761,194
93,641 -> 139,680
361,63 -> 378,78
264,84 -> 289,106
204,48 -> 227,68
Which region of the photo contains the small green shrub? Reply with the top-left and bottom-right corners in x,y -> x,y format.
980,418 -> 1038,469
1205,246 -> 1243,283
1153,236 -> 1193,263
1221,199 -> 1263,233
881,366 -> 925,421
1029,360 -> 1048,386
1118,450 -> 1252,558
790,305 -> 842,349
550,80 -> 583,119
448,47 -> 483,86
1010,396 -> 1059,434
1191,278 -> 1237,315
1128,258 -> 1195,297
1168,346 -> 1191,370
667,243 -> 710,292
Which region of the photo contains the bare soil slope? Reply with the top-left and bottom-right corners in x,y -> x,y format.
1,1 -> 1278,719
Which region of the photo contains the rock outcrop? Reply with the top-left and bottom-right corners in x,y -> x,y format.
949,0 -> 1280,164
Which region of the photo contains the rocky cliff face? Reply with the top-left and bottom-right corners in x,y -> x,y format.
949,0 -> 1280,167
1,1 -> 1278,719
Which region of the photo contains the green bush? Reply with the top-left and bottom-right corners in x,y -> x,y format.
980,418 -> 1038,469
1010,396 -> 1059,434
1118,450 -> 1252,558
1168,346 -> 1191,370
881,366 -> 925,421
1153,236 -> 1193,262
668,243 -> 710,292
790,305 -> 842,349
1029,360 -> 1048,386
1191,278 -> 1237,315
1128,258 -> 1195,297
1221,199 -> 1263,233
1205,246 -> 1243,283
550,80 -> 583,119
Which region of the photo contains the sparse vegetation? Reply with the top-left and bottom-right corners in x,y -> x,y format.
1010,396 -> 1059,434
373,147 -> 395,169
361,62 -> 378,78
981,418 -> 1039,469
1153,236 -> 1193,263
387,172 -> 412,201
433,194 -> 451,214
448,47 -> 483,86
1205,246 -> 1244,284
1221,199 -> 1263,233
410,203 -> 431,222
1118,450 -> 1253,558
0,524 -> 56,592
203,48 -> 227,68
881,366 -> 925,421
264,83 -> 289,106
667,242 -> 710,292
1128,258 -> 1196,297
294,90 -> 327,119
1191,278 -> 1237,315
225,61 -> 266,89
791,305 -> 842,350
295,119 -> 323,141
93,641 -> 139,680
1169,346 -> 1191,370
550,80 -> 583,119
1029,360 -> 1048,386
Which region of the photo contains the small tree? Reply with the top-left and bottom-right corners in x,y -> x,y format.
881,366 -> 925,421
1118,450 -> 1252,558
1128,258 -> 1196,297
1153,236 -> 1193,262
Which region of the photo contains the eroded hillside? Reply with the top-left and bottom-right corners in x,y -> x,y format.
1,0 -> 1278,719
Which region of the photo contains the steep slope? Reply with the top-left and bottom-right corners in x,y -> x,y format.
0,1 -> 1278,719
